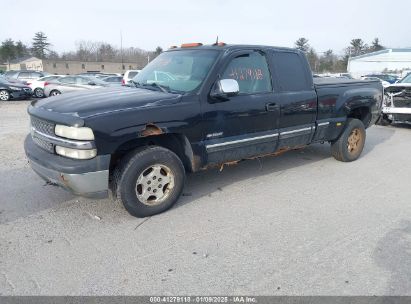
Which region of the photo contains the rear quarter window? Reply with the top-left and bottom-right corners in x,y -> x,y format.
128,72 -> 138,78
273,52 -> 310,91
17,72 -> 30,78
59,77 -> 75,84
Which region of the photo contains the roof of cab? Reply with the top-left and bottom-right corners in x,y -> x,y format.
166,44 -> 300,53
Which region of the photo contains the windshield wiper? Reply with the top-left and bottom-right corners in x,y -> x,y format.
145,82 -> 170,93
132,80 -> 184,94
132,81 -> 169,93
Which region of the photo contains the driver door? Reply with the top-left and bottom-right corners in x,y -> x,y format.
201,50 -> 280,165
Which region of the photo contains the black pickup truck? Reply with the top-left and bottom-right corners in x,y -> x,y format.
25,43 -> 383,217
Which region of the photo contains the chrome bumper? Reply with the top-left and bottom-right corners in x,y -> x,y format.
25,135 -> 110,199
30,160 -> 109,198
382,106 -> 411,114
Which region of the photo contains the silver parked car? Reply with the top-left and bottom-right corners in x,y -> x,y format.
44,75 -> 112,96
4,70 -> 49,83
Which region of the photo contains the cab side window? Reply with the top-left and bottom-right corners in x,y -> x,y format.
222,51 -> 272,94
274,52 -> 310,91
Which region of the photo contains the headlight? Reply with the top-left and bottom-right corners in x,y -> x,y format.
55,125 -> 94,140
55,146 -> 97,159
9,86 -> 22,91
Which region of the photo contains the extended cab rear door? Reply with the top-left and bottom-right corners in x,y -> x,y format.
201,49 -> 280,165
270,50 -> 317,148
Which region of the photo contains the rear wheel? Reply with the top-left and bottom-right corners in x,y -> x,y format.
331,118 -> 366,162
49,90 -> 61,96
34,88 -> 44,98
0,90 -> 10,101
112,146 -> 185,218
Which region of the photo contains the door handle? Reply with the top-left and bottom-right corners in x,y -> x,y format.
265,102 -> 277,111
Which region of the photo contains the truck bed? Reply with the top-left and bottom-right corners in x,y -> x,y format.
314,77 -> 380,87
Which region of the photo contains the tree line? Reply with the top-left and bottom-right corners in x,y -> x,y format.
0,32 -> 163,67
1,32 -> 385,73
295,37 -> 384,73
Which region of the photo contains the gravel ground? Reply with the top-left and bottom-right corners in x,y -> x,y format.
0,99 -> 410,295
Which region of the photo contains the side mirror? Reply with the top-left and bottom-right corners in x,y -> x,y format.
210,79 -> 239,101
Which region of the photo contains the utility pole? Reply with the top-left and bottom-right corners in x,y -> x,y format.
120,30 -> 124,70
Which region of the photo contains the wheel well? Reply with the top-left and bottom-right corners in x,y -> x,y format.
348,106 -> 371,127
110,133 -> 196,173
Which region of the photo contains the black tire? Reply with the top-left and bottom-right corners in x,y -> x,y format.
331,118 -> 366,162
112,146 -> 185,218
0,89 -> 10,101
49,90 -> 61,96
34,88 -> 44,98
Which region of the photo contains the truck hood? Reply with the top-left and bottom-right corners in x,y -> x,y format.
32,86 -> 182,119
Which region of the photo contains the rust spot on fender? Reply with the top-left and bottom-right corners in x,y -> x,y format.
140,124 -> 164,137
191,155 -> 202,172
60,173 -> 70,186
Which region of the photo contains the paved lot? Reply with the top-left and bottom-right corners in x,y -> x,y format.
0,99 -> 410,295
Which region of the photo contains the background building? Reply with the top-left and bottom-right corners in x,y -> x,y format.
6,56 -> 143,75
348,48 -> 411,78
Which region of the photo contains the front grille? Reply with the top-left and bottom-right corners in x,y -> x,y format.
31,116 -> 55,136
393,97 -> 411,108
31,116 -> 55,153
32,136 -> 54,153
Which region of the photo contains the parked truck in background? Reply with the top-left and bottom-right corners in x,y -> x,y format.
25,43 -> 383,218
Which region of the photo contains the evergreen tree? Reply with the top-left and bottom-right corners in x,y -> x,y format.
15,41 -> 30,58
349,39 -> 368,57
295,38 -> 310,53
0,39 -> 16,62
370,38 -> 384,52
306,48 -> 319,72
155,46 -> 163,55
32,32 -> 50,59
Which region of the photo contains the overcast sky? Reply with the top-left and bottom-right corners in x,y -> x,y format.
3,0 -> 410,55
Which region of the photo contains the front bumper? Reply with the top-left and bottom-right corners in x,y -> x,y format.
382,106 -> 411,114
24,135 -> 110,198
10,89 -> 32,99
382,106 -> 411,124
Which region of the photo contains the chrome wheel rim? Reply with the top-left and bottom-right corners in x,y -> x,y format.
35,88 -> 44,98
0,90 -> 9,101
347,128 -> 362,154
135,164 -> 175,206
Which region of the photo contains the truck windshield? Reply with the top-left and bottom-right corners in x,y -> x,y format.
133,50 -> 219,93
399,74 -> 411,83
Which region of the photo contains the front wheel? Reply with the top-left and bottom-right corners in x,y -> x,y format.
331,118 -> 366,162
0,90 -> 10,101
112,146 -> 185,218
